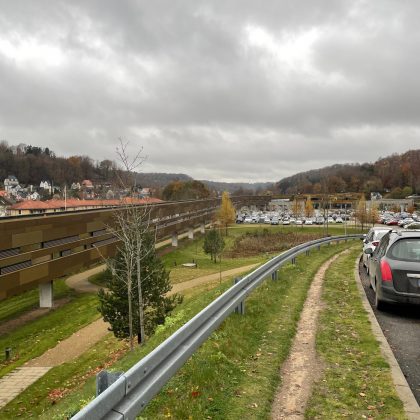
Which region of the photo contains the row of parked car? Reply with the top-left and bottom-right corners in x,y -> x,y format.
362,225 -> 420,310
378,211 -> 420,229
236,212 -> 350,226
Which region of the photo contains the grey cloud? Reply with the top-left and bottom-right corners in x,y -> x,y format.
0,0 -> 419,182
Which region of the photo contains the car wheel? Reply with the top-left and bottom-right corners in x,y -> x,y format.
375,279 -> 387,311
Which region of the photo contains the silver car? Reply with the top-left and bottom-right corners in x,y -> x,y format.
362,227 -> 390,274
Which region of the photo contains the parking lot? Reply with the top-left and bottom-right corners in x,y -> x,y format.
359,259 -> 420,404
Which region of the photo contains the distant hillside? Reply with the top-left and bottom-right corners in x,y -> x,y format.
135,172 -> 192,188
200,180 -> 274,194
275,149 -> 420,197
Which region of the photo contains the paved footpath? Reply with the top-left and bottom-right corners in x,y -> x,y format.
0,261 -> 259,409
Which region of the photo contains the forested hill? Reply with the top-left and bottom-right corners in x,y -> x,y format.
275,149 -> 420,197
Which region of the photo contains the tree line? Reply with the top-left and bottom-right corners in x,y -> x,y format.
0,141 -> 119,186
275,149 -> 420,197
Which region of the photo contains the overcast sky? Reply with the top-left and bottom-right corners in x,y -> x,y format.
0,1 -> 419,182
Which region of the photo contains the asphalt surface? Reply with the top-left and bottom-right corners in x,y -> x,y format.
358,259 -> 420,404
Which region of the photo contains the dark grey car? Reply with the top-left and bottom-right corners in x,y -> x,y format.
365,230 -> 420,310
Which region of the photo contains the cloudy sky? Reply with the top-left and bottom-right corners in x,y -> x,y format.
0,1 -> 419,182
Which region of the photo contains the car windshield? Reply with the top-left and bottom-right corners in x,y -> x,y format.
389,239 -> 420,262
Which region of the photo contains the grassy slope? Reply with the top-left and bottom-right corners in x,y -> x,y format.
0,279 -> 71,324
0,293 -> 100,379
41,241 -> 355,419
306,248 -> 406,419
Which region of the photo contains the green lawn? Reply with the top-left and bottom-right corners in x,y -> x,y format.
306,248 -> 406,419
0,279 -> 72,324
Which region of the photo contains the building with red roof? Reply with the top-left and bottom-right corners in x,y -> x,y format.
7,197 -> 163,216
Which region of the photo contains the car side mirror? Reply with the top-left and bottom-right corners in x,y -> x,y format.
364,248 -> 373,255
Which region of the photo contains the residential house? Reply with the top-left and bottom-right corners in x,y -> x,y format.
4,175 -> 19,193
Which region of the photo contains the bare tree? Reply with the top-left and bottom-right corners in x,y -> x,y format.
103,139 -> 154,349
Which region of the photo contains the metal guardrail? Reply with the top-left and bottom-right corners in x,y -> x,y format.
72,234 -> 362,420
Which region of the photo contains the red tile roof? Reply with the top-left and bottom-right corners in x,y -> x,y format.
9,197 -> 163,211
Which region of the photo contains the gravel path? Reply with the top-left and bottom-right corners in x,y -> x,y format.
26,318 -> 109,367
270,250 -> 348,419
169,263 -> 260,295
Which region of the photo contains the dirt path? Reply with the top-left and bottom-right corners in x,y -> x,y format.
271,250 -> 349,419
65,265 -> 106,293
169,263 -> 260,295
26,318 -> 109,367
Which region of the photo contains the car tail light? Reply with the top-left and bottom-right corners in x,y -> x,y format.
372,241 -> 379,246
380,259 -> 393,282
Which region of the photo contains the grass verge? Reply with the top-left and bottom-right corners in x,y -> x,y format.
0,279 -> 71,324
39,240 -> 355,419
306,248 -> 406,419
0,293 -> 100,379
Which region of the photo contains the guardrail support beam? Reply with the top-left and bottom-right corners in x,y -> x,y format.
188,228 -> 194,240
234,277 -> 245,314
39,281 -> 53,308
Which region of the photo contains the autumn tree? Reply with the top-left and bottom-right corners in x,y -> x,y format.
355,194 -> 369,231
304,196 -> 314,218
217,191 -> 236,235
162,180 -> 211,201
292,199 -> 302,217
369,203 -> 379,227
203,228 -> 225,262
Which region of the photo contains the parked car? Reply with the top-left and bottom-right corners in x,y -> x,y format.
365,230 -> 420,310
404,222 -> 420,230
305,219 -> 313,225
271,218 -> 279,225
362,227 -> 390,274
282,219 -> 290,225
335,217 -> 343,223
295,219 -> 303,225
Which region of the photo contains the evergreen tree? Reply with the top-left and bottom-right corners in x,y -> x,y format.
98,233 -> 182,344
203,229 -> 225,262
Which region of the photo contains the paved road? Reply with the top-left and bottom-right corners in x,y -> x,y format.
358,260 -> 420,404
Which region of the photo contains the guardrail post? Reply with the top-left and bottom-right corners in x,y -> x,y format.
271,271 -> 278,281
291,257 -> 296,265
317,245 -> 321,251
234,278 -> 245,315
96,370 -> 124,396
305,250 -> 310,256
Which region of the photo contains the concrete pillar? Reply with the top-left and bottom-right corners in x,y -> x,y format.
188,227 -> 194,240
200,223 -> 205,234
39,281 -> 53,308
171,233 -> 178,247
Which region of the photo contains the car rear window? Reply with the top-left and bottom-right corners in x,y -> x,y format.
389,239 -> 420,262
373,230 -> 389,241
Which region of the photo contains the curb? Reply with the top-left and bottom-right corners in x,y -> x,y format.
353,256 -> 420,420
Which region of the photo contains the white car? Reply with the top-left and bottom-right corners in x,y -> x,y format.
305,219 -> 313,225
282,219 -> 290,225
295,219 -> 303,225
362,227 -> 390,274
